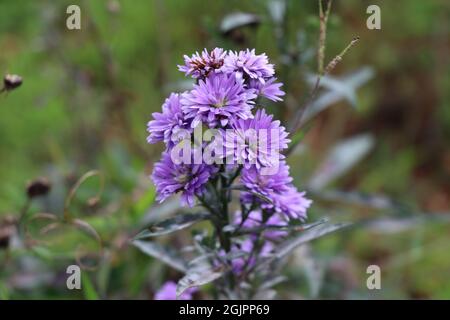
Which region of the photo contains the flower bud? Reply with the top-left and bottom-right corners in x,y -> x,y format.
3,74 -> 23,91
26,177 -> 51,198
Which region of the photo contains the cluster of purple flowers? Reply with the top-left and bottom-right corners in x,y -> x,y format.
147,47 -> 310,219
149,48 -> 312,299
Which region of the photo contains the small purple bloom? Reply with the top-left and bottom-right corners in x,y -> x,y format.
241,161 -> 311,220
224,49 -> 275,83
154,281 -> 197,300
241,160 -> 292,201
178,48 -> 226,79
147,93 -> 192,148
224,109 -> 290,169
249,77 -> 285,102
181,73 -> 256,128
271,187 -> 312,220
151,152 -> 217,207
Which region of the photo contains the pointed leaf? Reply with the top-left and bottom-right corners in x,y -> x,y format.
308,134 -> 375,190
132,240 -> 187,273
134,213 -> 209,239
220,12 -> 261,34
274,221 -> 351,260
176,263 -> 225,298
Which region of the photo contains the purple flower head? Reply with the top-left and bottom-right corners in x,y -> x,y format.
249,77 -> 285,102
271,188 -> 312,220
181,73 -> 256,128
241,160 -> 292,202
151,152 -> 217,207
240,161 -> 311,220
224,49 -> 275,83
147,93 -> 192,148
154,281 -> 197,300
178,48 -> 226,79
233,210 -> 288,240
224,109 -> 290,169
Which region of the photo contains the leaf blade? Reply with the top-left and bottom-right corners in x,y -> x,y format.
134,213 -> 210,239
132,240 -> 188,273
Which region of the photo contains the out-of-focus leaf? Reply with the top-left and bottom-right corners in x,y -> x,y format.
362,214 -> 450,234
176,257 -> 225,297
252,289 -> 277,300
313,189 -> 395,210
260,275 -> 287,290
81,272 -> 99,300
0,283 -> 9,300
134,213 -> 209,239
308,134 -> 375,190
291,245 -> 324,298
301,67 -> 374,124
141,197 -> 182,225
97,252 -> 112,297
274,221 -> 351,260
132,186 -> 156,218
267,0 -> 285,24
132,240 -> 187,273
220,12 -> 261,34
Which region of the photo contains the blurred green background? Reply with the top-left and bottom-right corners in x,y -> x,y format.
0,0 -> 449,299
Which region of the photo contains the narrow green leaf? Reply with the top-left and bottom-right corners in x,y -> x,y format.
82,273 -> 99,300
134,213 -> 209,239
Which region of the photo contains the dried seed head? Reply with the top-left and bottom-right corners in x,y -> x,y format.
0,216 -> 17,250
26,177 -> 51,198
3,74 -> 23,91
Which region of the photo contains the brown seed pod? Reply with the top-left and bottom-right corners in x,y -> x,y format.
3,74 -> 23,91
26,177 -> 51,198
0,216 -> 17,250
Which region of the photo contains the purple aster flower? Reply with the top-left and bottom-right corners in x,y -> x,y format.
240,161 -> 311,220
181,73 -> 256,128
241,160 -> 293,193
151,152 -> 217,207
224,109 -> 290,168
224,49 -> 275,83
271,187 -> 312,220
249,77 -> 285,102
178,48 -> 226,79
241,160 -> 292,202
233,210 -> 288,240
154,281 -> 197,300
147,93 -> 192,148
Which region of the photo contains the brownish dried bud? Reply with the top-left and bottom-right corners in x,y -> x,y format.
3,74 -> 23,91
26,177 -> 51,198
0,216 -> 17,250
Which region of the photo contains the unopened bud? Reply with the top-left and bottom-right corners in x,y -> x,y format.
26,177 -> 51,198
0,216 -> 17,250
3,74 -> 23,91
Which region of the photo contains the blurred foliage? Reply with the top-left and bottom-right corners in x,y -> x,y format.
0,0 -> 449,299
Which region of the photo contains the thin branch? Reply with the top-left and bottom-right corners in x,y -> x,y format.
318,0 -> 333,75
287,36 -> 360,155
